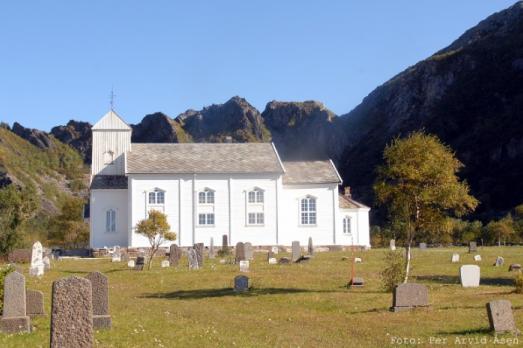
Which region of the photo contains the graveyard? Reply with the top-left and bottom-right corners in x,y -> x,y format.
1,246 -> 523,347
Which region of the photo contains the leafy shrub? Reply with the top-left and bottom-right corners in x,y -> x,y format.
0,264 -> 15,314
515,271 -> 523,294
381,250 -> 406,292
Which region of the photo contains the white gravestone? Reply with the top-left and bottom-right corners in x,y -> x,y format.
355,257 -> 362,263
127,260 -> 135,268
111,246 -> 121,262
390,239 -> 396,251
271,246 -> 279,255
161,260 -> 170,268
268,258 -> 277,265
460,265 -> 480,288
474,255 -> 482,262
451,253 -> 460,263
239,260 -> 250,273
29,241 -> 45,277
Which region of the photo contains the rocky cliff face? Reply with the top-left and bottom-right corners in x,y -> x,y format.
11,122 -> 53,149
132,112 -> 189,143
338,1 -> 523,219
51,120 -> 92,163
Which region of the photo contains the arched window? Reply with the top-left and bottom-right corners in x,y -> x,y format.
198,188 -> 215,225
343,216 -> 352,234
103,151 -> 114,165
300,196 -> 317,225
248,188 -> 264,203
106,209 -> 116,232
148,188 -> 165,204
198,188 -> 215,204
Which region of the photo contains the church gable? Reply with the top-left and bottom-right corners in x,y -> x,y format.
92,110 -> 131,131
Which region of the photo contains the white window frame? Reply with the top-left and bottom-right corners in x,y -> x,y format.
300,196 -> 317,226
148,188 -> 166,205
105,209 -> 116,233
246,187 -> 265,226
198,213 -> 215,226
343,215 -> 352,234
198,188 -> 215,226
198,188 -> 215,204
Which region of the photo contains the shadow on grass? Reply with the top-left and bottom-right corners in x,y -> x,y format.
141,287 -> 339,300
415,275 -> 514,286
437,328 -> 491,335
60,269 -> 127,275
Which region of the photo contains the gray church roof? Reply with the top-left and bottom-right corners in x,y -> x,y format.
282,160 -> 342,185
126,143 -> 285,174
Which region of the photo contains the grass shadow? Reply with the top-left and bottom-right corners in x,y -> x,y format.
60,268 -> 127,275
437,328 -> 491,335
141,287 -> 339,300
415,275 -> 514,287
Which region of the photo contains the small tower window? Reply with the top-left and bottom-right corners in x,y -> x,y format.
103,151 -> 115,165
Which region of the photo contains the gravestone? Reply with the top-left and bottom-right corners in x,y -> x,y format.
268,258 -> 277,265
127,260 -> 135,268
26,289 -> 45,318
390,239 -> 396,251
355,257 -> 362,263
271,246 -> 279,255
391,283 -> 429,312
134,256 -> 145,271
235,242 -> 246,263
121,252 -> 129,262
469,241 -> 477,253
85,272 -> 111,329
111,246 -> 121,262
451,253 -> 460,263
267,250 -> 274,261
0,271 -> 30,333
278,257 -> 291,264
234,275 -> 249,292
291,241 -> 301,262
43,256 -> 51,271
244,242 -> 253,260
188,248 -> 199,270
308,237 -> 314,256
161,260 -> 170,268
222,234 -> 228,251
194,243 -> 204,267
486,300 -> 517,333
509,264 -> 521,272
169,244 -> 181,267
474,254 -> 482,262
349,277 -> 365,287
419,242 -> 427,250
50,276 -> 93,348
239,260 -> 249,273
209,237 -> 215,259
29,241 -> 45,277
495,256 -> 504,267
460,265 -> 480,287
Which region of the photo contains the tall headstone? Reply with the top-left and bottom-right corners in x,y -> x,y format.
291,241 -> 301,262
29,241 -> 44,277
244,242 -> 253,260
50,276 -> 93,348
111,246 -> 121,262
209,237 -> 215,259
469,241 -> 477,253
486,300 -> 517,333
222,234 -> 228,251
460,265 -> 480,287
85,272 -> 111,329
451,253 -> 460,263
391,283 -> 429,312
234,275 -> 249,292
308,237 -> 314,256
134,256 -> 145,271
390,239 -> 396,251
194,243 -> 204,267
169,244 -> 181,267
26,289 -> 45,318
0,271 -> 30,333
235,242 -> 245,263
188,248 -> 199,270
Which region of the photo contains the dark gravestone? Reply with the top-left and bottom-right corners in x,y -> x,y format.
234,275 -> 249,292
222,234 -> 228,251
134,256 -> 145,271
194,243 -> 204,267
50,276 -> 93,348
291,241 -> 301,262
509,264 -> 521,272
0,271 -> 30,333
469,241 -> 477,253
188,248 -> 199,270
278,257 -> 291,264
235,242 -> 246,263
169,244 -> 181,267
486,300 -> 517,333
26,289 -> 45,318
349,277 -> 365,287
267,250 -> 274,261
85,272 -> 111,329
391,283 -> 429,312
209,238 -> 215,259
308,237 -> 314,256
244,242 -> 253,260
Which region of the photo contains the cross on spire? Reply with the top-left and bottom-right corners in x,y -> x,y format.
109,88 -> 116,110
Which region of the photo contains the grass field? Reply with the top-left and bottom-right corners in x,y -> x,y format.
1,247 -> 523,348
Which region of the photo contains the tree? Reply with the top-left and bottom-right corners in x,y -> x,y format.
48,197 -> 89,248
135,210 -> 176,270
374,132 -> 478,282
486,216 -> 514,246
0,184 -> 39,256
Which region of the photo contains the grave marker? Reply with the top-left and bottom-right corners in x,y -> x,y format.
29,241 -> 44,277
161,260 -> 170,268
419,242 -> 427,250
239,260 -> 249,273
391,283 -> 429,312
244,242 -> 253,260
509,264 -> 521,272
209,237 -> 215,259
234,275 -> 249,292
188,248 -> 199,270
495,256 -> 504,267
0,271 -> 30,333
268,258 -> 277,265
291,241 -> 301,262
43,256 -> 51,271
26,289 -> 45,318
85,272 -> 111,329
390,239 -> 396,251
222,234 -> 228,251
134,256 -> 145,271
194,243 -> 204,267
308,237 -> 314,256
469,241 -> 477,253
460,265 -> 480,287
486,300 -> 517,333
169,244 -> 181,267
474,255 -> 482,262
111,246 -> 121,262
451,253 -> 460,263
235,242 -> 245,263
127,260 -> 135,268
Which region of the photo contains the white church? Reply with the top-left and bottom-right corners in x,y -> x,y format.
89,110 -> 370,249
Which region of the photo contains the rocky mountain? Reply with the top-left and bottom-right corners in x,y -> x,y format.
132,112 -> 189,143
51,120 -> 92,163
338,1 -> 523,219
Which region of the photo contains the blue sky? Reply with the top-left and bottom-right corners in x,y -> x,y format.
0,1 -> 516,130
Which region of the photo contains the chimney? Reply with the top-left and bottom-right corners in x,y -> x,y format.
225,136 -> 233,143
344,186 -> 352,198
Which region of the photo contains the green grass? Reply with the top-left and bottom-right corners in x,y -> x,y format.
2,247 -> 523,347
